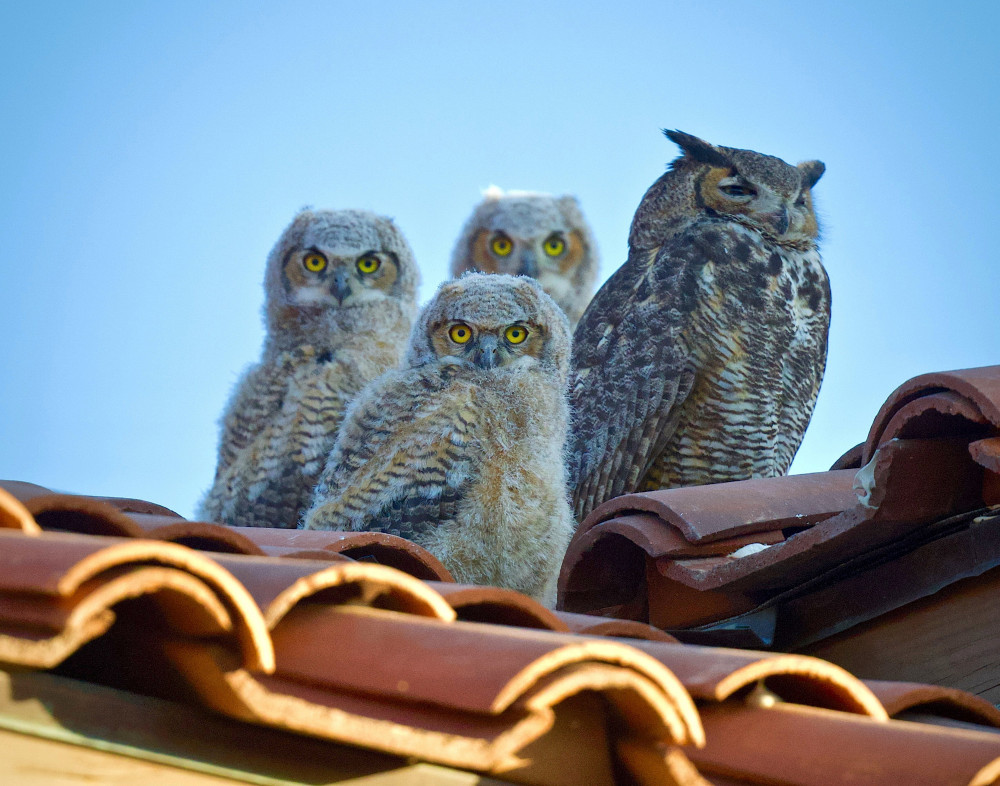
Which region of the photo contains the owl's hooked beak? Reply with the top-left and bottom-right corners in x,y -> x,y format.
473,335 -> 501,369
330,268 -> 351,304
765,206 -> 790,236
518,251 -> 538,279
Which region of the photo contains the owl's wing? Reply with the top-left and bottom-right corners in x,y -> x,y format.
305,372 -> 480,541
568,240 -> 699,523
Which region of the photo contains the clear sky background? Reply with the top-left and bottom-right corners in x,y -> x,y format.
2,2 -> 997,518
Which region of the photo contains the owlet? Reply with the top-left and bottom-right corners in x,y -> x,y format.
449,187 -> 599,327
570,130 -> 829,522
200,208 -> 419,528
304,273 -> 574,605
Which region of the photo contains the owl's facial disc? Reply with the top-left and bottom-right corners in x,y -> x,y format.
700,169 -> 815,240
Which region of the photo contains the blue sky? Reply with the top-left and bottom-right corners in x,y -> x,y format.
2,2 -> 998,517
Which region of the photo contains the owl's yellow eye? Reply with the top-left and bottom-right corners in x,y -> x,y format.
449,323 -> 473,344
303,253 -> 327,272
491,234 -> 513,257
542,235 -> 565,257
357,255 -> 381,274
504,325 -> 528,344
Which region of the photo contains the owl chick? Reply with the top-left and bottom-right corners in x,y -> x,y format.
199,208 -> 419,529
449,187 -> 599,327
570,130 -> 828,522
304,273 -> 574,605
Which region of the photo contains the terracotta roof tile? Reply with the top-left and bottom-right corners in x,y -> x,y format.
578,470 -> 859,545
829,441 -> 864,470
0,529 -> 273,672
554,611 -> 679,642
230,526 -> 455,581
559,367 -> 1000,649
0,485 -> 39,533
626,641 -> 888,718
2,482 -> 454,581
865,679 -> 1000,729
862,365 -> 1000,463
424,584 -> 680,641
431,582 -> 569,630
1,511 -> 998,784
690,701 -> 1000,786
131,515 -> 270,554
148,584 -> 706,781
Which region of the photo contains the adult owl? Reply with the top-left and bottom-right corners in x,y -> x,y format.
449,187 -> 599,327
199,208 -> 419,529
569,130 -> 828,522
304,273 -> 574,605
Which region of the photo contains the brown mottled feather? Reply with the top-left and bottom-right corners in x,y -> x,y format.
569,131 -> 829,523
199,209 -> 419,529
305,274 -> 574,604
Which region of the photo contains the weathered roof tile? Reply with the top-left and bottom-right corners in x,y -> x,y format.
559,366 -> 1000,662
0,499 -> 997,784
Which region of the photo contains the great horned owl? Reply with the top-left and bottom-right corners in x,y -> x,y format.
449,187 -> 599,327
570,130 -> 828,522
303,273 -> 574,605
199,208 -> 419,529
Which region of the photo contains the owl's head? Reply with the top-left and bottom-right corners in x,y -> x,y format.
264,209 -> 419,340
449,188 -> 598,325
407,272 -> 571,384
629,130 -> 825,251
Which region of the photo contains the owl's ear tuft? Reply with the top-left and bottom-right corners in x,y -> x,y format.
797,160 -> 826,189
664,129 -> 731,168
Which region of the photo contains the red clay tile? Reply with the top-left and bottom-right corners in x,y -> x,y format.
0,480 -> 182,518
230,526 -> 455,582
689,701 -> 1000,786
829,442 -> 864,470
0,479 -> 57,504
88,496 -> 184,518
617,740 -> 713,786
252,544 -> 350,560
971,437 -> 1000,473
626,641 -> 887,718
559,471 -> 856,624
161,605 -> 704,781
578,470 -> 859,545
128,514 -> 268,555
0,529 -> 273,673
208,554 -> 455,628
865,680 -> 1000,728
561,435 -> 991,634
24,493 -> 143,537
8,520 -> 1000,785
554,611 -> 679,642
10,475 -> 1000,784
0,486 -> 40,533
430,583 -> 568,630
3,484 -> 454,582
863,365 -> 1000,464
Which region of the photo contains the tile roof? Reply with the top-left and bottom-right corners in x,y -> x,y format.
7,482 -> 454,581
1,475 -> 999,784
558,366 -> 1000,682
